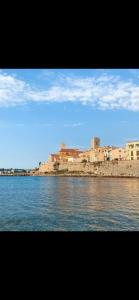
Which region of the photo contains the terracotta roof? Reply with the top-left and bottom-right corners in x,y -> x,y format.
59,148 -> 80,153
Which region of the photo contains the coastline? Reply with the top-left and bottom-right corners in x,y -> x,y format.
0,173 -> 139,178
0,174 -> 30,176
37,160 -> 139,178
31,172 -> 139,178
1,160 -> 139,178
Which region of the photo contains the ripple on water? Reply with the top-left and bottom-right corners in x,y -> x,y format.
0,176 -> 139,230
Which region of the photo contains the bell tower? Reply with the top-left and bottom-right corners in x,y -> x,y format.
60,143 -> 66,149
91,137 -> 100,149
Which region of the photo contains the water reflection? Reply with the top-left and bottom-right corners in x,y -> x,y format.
0,176 -> 139,230
36,177 -> 139,214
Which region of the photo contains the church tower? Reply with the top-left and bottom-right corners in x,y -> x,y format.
91,137 -> 100,149
60,143 -> 66,149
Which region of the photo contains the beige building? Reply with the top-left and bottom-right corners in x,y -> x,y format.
89,147 -> 101,162
48,154 -> 60,162
48,144 -> 83,163
111,147 -> 126,161
90,137 -> 116,162
90,146 -> 116,162
126,141 -> 139,160
79,150 -> 91,162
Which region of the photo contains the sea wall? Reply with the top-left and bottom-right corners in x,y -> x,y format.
38,160 -> 139,177
39,162 -> 55,173
57,160 -> 139,177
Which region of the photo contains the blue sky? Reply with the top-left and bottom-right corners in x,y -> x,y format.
0,68 -> 139,168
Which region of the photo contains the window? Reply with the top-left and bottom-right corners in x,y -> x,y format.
136,151 -> 139,156
131,151 -> 133,156
131,157 -> 134,160
129,144 -> 134,149
137,157 -> 139,160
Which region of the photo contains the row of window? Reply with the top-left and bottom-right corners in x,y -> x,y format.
131,151 -> 139,156
129,144 -> 139,149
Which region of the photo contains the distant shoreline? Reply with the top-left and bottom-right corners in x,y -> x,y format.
0,174 -> 30,176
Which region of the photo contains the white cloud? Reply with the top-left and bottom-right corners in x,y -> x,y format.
0,73 -> 29,106
0,71 -> 139,111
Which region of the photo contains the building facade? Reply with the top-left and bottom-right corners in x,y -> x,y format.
79,150 -> 91,162
58,148 -> 82,162
90,146 -> 116,162
110,147 -> 126,161
126,141 -> 139,160
48,154 -> 60,162
48,144 -> 83,163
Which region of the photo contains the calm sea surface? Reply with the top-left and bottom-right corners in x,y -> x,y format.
0,176 -> 139,231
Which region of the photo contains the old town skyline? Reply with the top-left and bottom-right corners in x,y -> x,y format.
0,69 -> 139,168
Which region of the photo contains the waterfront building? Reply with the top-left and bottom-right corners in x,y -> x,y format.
48,144 -> 83,163
90,137 -> 117,161
58,147 -> 82,162
90,147 -> 105,162
48,154 -> 60,162
126,141 -> 139,160
111,147 -> 126,161
37,137 -> 139,173
90,145 -> 116,162
79,150 -> 91,162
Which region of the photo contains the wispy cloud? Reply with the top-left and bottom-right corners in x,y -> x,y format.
1,70 -> 139,111
0,121 -> 25,128
123,137 -> 139,142
34,123 -> 53,127
63,122 -> 84,127
0,120 -> 54,128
